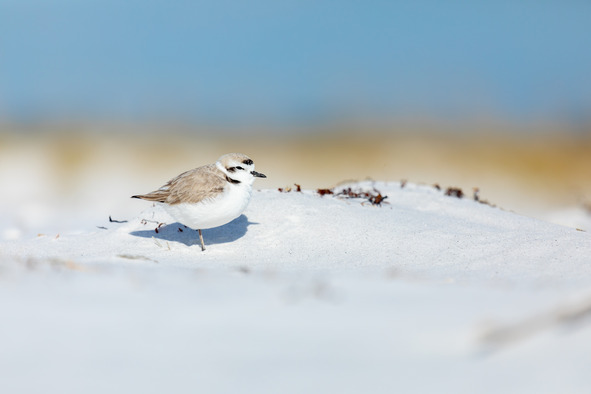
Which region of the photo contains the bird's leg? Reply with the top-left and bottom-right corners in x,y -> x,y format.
198,229 -> 206,251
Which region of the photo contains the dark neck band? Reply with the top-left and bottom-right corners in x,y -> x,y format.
226,175 -> 241,184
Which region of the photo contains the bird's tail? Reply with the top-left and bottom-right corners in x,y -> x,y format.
130,192 -> 167,203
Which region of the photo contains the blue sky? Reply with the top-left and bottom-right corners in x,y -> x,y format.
1,0 -> 590,127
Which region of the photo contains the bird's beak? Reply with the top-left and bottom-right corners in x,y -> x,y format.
251,171 -> 267,178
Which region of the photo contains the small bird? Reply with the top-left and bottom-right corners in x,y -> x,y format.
132,153 -> 266,251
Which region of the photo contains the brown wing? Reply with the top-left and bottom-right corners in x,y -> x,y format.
132,164 -> 226,205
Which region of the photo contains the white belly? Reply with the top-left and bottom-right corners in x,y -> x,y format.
162,185 -> 252,230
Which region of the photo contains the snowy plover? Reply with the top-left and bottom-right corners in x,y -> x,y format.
132,153 -> 266,251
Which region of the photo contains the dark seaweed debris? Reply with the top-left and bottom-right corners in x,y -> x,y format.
444,187 -> 464,199
278,184 -> 302,193
316,188 -> 334,196
440,185 -> 494,206
316,186 -> 388,206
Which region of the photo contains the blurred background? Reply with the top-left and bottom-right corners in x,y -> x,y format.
1,0 -> 590,235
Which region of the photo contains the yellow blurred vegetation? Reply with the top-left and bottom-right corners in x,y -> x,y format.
1,123 -> 590,217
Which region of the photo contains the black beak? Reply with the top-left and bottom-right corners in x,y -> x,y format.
251,171 -> 267,178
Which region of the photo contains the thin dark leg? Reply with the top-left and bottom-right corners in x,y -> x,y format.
198,229 -> 205,251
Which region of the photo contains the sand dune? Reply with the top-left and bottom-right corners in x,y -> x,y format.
1,181 -> 591,393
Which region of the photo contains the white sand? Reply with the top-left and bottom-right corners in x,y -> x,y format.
1,181 -> 591,393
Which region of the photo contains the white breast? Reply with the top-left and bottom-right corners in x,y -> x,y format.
162,184 -> 252,230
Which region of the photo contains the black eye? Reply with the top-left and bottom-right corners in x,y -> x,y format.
236,166 -> 244,170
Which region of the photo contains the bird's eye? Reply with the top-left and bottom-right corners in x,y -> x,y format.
236,166 -> 244,170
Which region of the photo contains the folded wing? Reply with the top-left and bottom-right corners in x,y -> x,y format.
132,164 -> 226,205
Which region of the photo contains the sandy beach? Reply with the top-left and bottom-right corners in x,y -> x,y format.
1,179 -> 591,393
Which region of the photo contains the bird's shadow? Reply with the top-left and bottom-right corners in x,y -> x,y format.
129,214 -> 257,247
